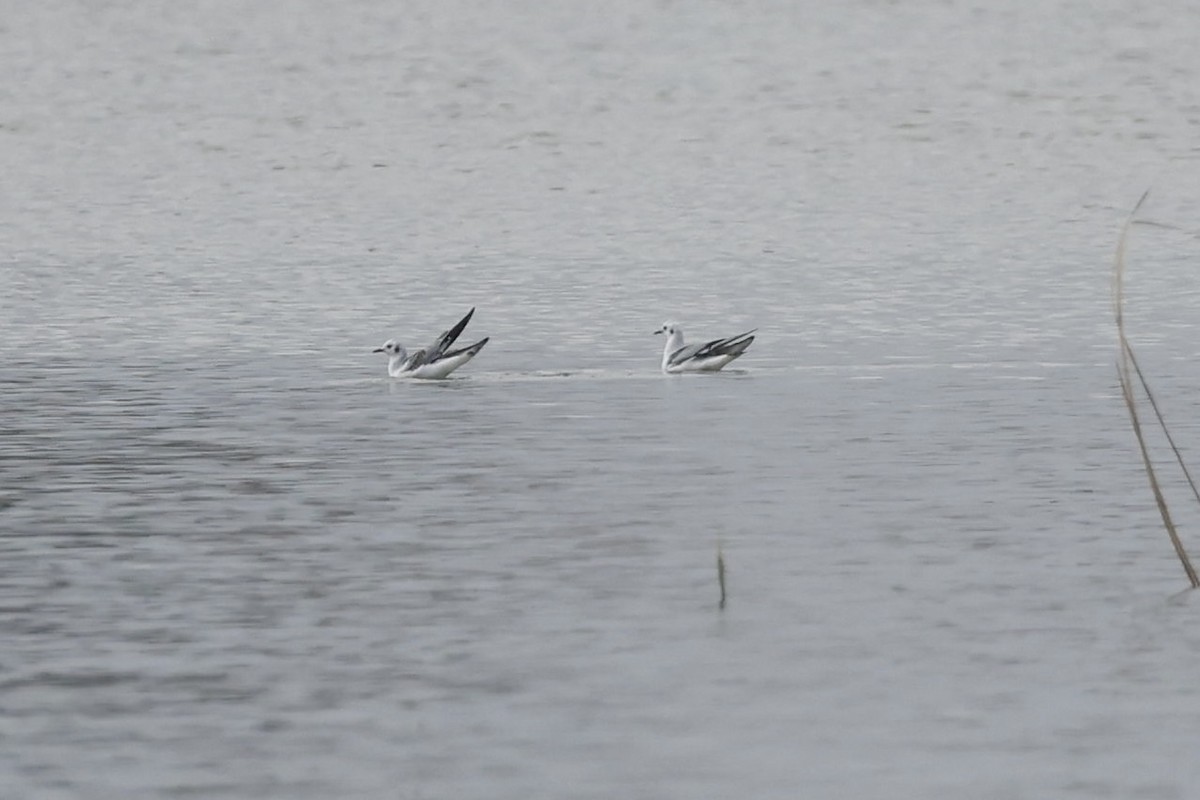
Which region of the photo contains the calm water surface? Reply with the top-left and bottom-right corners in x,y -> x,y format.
5,1 -> 1200,798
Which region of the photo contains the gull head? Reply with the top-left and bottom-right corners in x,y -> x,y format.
373,339 -> 407,359
655,321 -> 680,337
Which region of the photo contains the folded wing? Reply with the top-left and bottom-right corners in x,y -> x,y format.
667,329 -> 756,367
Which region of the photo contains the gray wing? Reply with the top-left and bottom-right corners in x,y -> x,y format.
666,342 -> 709,366
668,330 -> 756,366
425,308 -> 475,362
403,348 -> 429,370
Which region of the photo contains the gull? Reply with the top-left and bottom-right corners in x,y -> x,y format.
655,321 -> 755,373
373,308 -> 489,379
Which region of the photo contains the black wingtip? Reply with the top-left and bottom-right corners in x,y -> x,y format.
729,335 -> 754,355
442,337 -> 489,360
442,308 -> 475,345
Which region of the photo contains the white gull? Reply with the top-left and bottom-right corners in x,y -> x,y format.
374,308 -> 489,379
655,321 -> 755,373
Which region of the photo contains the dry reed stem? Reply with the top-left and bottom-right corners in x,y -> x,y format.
717,541 -> 727,610
1113,190 -> 1200,588
1124,342 -> 1200,508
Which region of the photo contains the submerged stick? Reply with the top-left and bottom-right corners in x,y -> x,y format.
1113,191 -> 1200,588
717,541 -> 727,610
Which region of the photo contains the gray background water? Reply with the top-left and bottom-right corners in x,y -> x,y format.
5,1 -> 1200,797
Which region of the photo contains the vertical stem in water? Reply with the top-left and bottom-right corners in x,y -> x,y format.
1113,191 -> 1200,589
717,541 -> 727,610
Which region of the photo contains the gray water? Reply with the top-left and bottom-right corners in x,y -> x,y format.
6,1 -> 1200,797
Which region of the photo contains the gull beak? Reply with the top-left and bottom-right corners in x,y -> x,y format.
372,347 -> 385,353
653,329 -> 662,335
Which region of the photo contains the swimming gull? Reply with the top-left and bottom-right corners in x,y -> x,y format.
374,308 -> 489,379
654,321 -> 755,373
